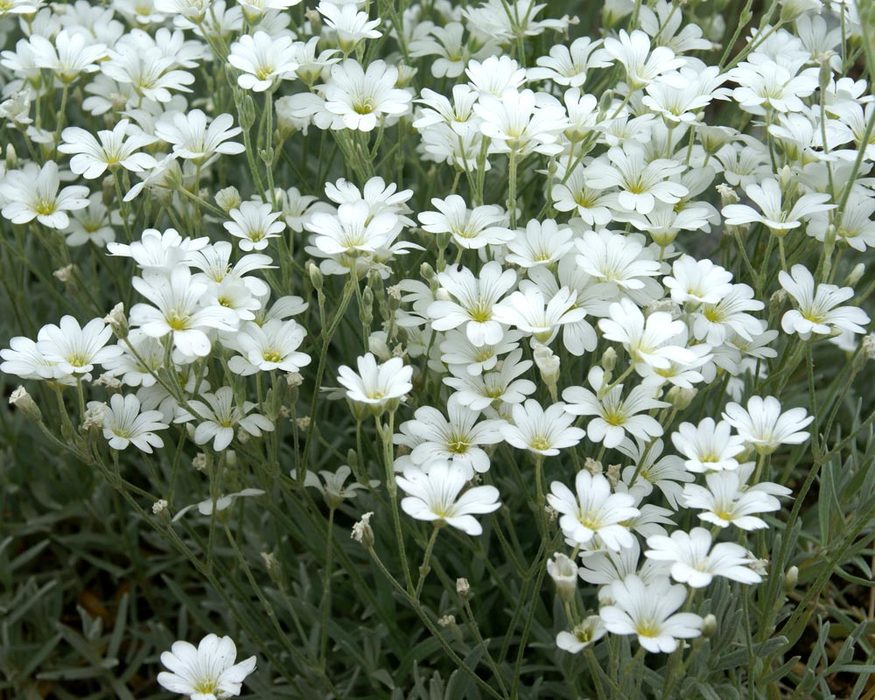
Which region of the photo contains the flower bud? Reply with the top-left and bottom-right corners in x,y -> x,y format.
606,463 -> 621,487
9,386 -> 42,422
667,386 -> 697,411
533,345 -> 560,402
420,262 -> 437,286
53,264 -> 76,284
456,577 -> 471,601
701,613 -> 717,637
584,458 -> 603,475
600,346 -> 617,373
104,302 -> 128,339
716,183 -> 739,207
215,186 -> 241,213
845,263 -> 865,287
783,565 -> 798,593
307,261 -> 323,293
547,553 -> 578,602
862,334 -> 875,360
351,511 -> 375,547
5,143 -> 17,169
152,499 -> 169,515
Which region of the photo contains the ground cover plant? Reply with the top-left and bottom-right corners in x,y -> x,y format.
1,0 -> 875,697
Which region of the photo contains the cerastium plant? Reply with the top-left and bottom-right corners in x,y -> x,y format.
1,0 -> 874,697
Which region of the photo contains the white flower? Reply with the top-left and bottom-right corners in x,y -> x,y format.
157,634 -> 256,699
322,60 -> 412,132
396,461 -> 500,535
599,298 -> 695,371
585,144 -> 688,215
318,1 -> 381,53
0,162 -> 90,229
728,57 -> 819,115
178,387 -> 274,451
228,31 -> 298,92
475,88 -> 567,157
395,396 -> 503,476
497,285 -> 586,346
528,37 -> 611,87
172,489 -> 267,522
575,229 -> 662,294
680,467 -> 787,530
603,29 -> 685,89
337,353 -> 413,407
645,527 -> 761,587
722,395 -> 812,454
108,228 -> 208,273
563,367 -> 668,448
505,219 -> 574,268
671,418 -> 745,473
154,110 -> 245,163
547,470 -> 640,551
501,399 -> 586,456
59,119 -> 157,180
99,394 -> 168,453
428,262 -> 517,347
30,29 -> 107,84
418,195 -> 512,250
444,348 -> 536,411
556,617 -> 607,654
722,179 -> 834,234
36,315 -> 122,378
130,267 -> 239,358
779,264 -> 870,339
306,200 -> 397,256
224,202 -> 285,252
663,256 -> 735,305
227,320 -> 310,375
600,575 -> 702,653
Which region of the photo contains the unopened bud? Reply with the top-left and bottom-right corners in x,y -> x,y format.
360,286 -> 374,328
193,453 -> 208,472
701,613 -> 717,637
769,289 -> 787,316
215,186 -> 241,213
437,614 -> 456,627
600,346 -> 617,373
845,263 -> 865,287
667,386 -> 697,411
784,565 -> 798,592
152,498 -> 169,515
456,577 -> 471,600
420,262 -> 437,285
9,386 -> 41,422
5,143 -> 17,169
104,302 -> 128,339
818,60 -> 832,92
547,553 -> 578,602
351,511 -> 375,547
307,261 -> 323,293
286,371 -> 304,388
862,334 -> 875,360
533,345 -> 560,401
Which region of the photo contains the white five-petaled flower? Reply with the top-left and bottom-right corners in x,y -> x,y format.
722,179 -> 834,234
228,31 -> 299,92
157,633 -> 256,699
36,315 -> 122,377
671,418 -> 746,473
337,353 -> 413,407
600,575 -> 703,653
428,262 -> 517,347
547,470 -> 640,550
396,461 -> 500,535
97,393 -> 168,453
778,264 -> 870,339
563,367 -> 668,448
58,118 -> 157,181
645,527 -> 761,588
500,399 -> 586,456
0,161 -> 90,229
722,395 -> 813,455
177,386 -> 274,451
322,59 -> 412,132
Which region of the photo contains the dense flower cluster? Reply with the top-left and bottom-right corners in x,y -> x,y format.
0,0 -> 873,695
